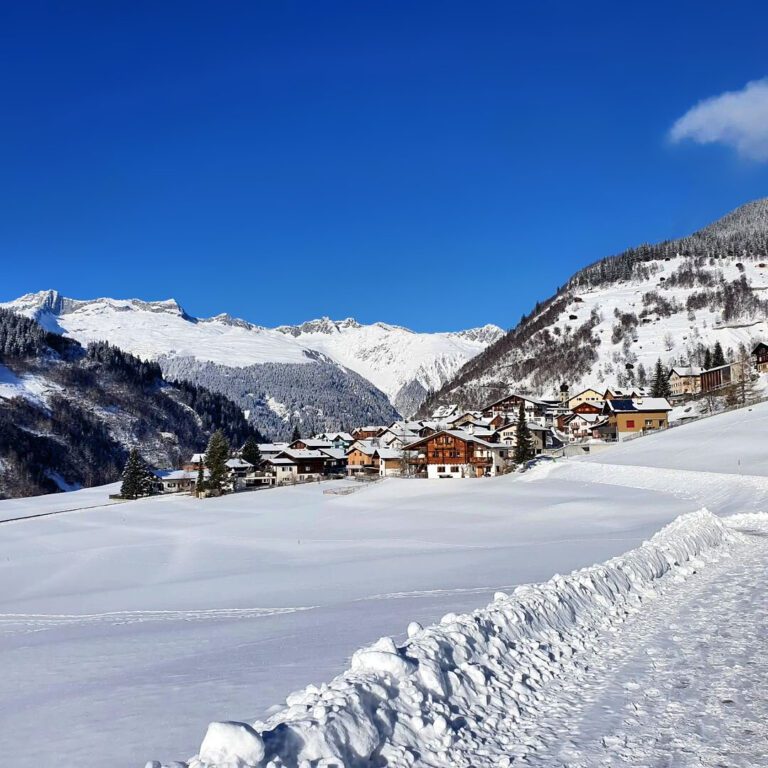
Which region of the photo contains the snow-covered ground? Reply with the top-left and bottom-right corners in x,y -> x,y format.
2,403 -> 768,767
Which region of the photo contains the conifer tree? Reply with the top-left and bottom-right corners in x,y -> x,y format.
120,449 -> 154,499
291,424 -> 301,443
205,429 -> 230,492
513,402 -> 535,465
195,457 -> 206,496
241,436 -> 262,468
703,348 -> 712,370
712,341 -> 726,367
651,358 -> 671,398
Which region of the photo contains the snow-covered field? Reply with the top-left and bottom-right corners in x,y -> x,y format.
2,403 -> 768,767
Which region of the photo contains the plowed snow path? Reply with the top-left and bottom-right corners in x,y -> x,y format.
512,518 -> 768,767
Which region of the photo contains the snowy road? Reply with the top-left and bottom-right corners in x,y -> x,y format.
499,516 -> 768,767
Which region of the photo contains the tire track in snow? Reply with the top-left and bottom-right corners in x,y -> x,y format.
0,606 -> 317,636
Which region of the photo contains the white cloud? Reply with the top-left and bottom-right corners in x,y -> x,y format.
670,78 -> 768,161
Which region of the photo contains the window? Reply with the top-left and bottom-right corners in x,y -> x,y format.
626,419 -> 635,428
437,466 -> 445,473
451,466 -> 459,472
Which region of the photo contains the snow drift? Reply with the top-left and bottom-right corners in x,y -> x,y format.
159,509 -> 741,768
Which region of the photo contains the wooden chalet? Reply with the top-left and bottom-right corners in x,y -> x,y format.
403,430 -> 507,479
752,342 -> 768,373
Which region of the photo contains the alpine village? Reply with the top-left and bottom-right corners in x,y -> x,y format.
120,341 -> 760,500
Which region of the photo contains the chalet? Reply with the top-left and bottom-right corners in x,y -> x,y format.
562,412 -> 601,441
262,456 -> 298,484
599,397 -> 672,440
351,426 -> 385,441
316,432 -> 355,449
273,449 -> 326,481
447,411 -> 485,429
667,366 -> 702,398
225,458 -> 253,476
318,447 -> 347,474
752,342 -> 768,373
403,430 -> 507,479
567,388 -> 604,409
430,404 -> 459,421
571,401 -> 602,415
373,447 -> 403,477
182,452 -> 207,471
481,393 -> 548,425
289,438 -> 334,451
154,469 -> 207,493
346,441 -> 379,476
258,443 -> 290,460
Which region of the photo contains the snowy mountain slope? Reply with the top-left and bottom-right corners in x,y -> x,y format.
0,310 -> 259,498
421,197 -> 768,412
275,316 -> 503,411
2,291 -> 502,419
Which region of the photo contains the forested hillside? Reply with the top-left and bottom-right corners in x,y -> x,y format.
419,198 -> 768,414
0,309 -> 261,498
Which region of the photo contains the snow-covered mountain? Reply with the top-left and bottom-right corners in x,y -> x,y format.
421,197 -> 768,412
1,292 -> 502,428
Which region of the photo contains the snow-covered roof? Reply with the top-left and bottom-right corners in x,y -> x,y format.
264,457 -> 296,466
225,458 -> 253,469
292,439 -> 334,448
405,430 -> 504,451
277,449 -> 326,460
259,443 -> 289,453
319,448 -> 346,460
604,397 -> 672,413
669,366 -> 703,377
155,469 -> 207,480
374,447 -> 402,460
189,453 -> 205,463
348,441 -> 378,456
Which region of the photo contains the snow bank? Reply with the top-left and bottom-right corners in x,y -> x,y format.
162,509 -> 738,768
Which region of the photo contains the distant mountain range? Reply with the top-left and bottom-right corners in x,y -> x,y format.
419,197 -> 768,415
2,291 -> 503,436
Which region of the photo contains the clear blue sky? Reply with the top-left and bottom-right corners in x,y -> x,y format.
2,1 -> 768,331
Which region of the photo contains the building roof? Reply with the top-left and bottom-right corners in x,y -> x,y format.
373,447 -> 402,460
258,443 -> 289,453
276,448 -> 326,460
291,438 -> 333,449
347,441 -> 378,456
264,457 -> 296,466
482,392 -> 547,411
668,366 -> 703,378
189,453 -> 206,464
604,397 -> 672,413
404,430 -> 503,451
155,469 -> 208,480
318,447 -> 347,460
225,458 -> 253,469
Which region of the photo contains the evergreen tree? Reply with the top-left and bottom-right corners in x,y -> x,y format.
651,358 -> 672,398
120,449 -> 154,499
712,341 -> 726,367
703,348 -> 712,370
205,429 -> 230,492
513,403 -> 535,465
195,457 -> 206,496
241,436 -> 262,468
291,424 -> 301,442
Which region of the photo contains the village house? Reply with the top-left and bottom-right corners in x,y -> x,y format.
403,430 -> 507,479
345,441 -> 379,476
154,468 -> 207,494
597,397 -> 672,441
667,366 -> 703,398
567,388 -> 604,409
752,342 -> 768,373
700,362 -> 741,393
314,432 -> 355,449
289,438 -> 334,451
262,456 -> 298,484
318,447 -> 348,474
273,449 -> 327,481
351,426 -> 385,441
373,447 -> 403,477
561,412 -> 602,441
481,393 -> 548,425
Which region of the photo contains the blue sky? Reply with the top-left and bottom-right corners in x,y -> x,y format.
2,2 -> 768,331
